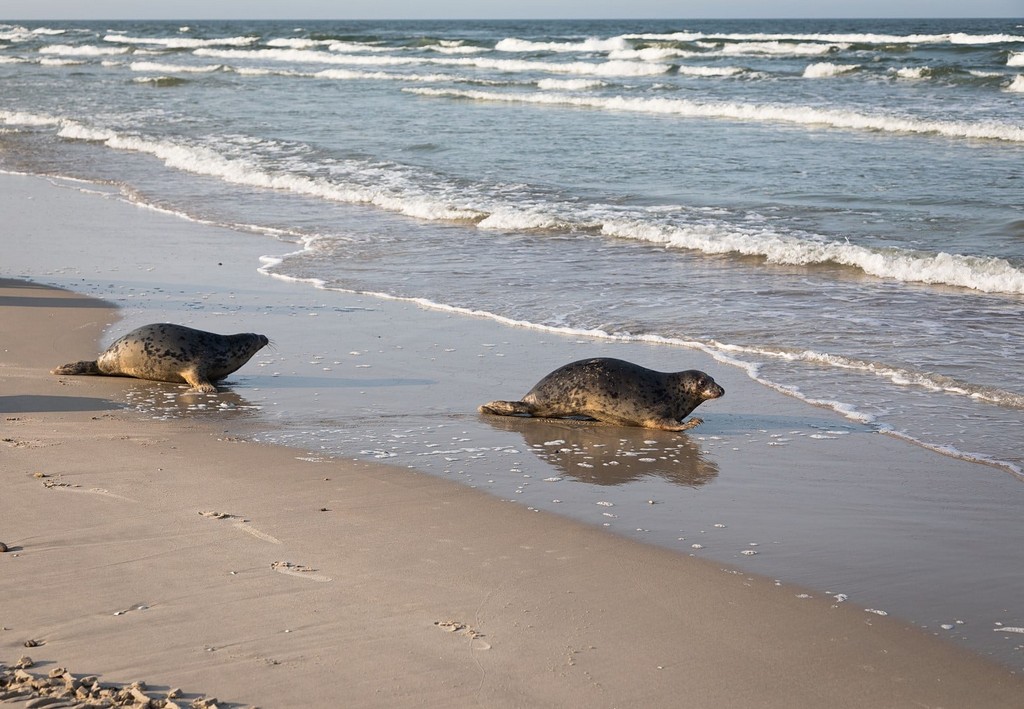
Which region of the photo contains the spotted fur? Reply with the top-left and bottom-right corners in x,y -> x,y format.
479,357 -> 724,431
52,323 -> 269,393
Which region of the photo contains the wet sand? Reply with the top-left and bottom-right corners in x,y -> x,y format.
2,172 -> 1024,706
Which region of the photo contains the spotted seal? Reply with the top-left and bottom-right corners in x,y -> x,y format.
479,357 -> 724,431
52,323 -> 269,393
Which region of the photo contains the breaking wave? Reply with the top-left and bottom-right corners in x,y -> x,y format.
41,114 -> 1024,295
406,87 -> 1024,143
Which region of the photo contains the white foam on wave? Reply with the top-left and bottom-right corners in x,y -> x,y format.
326,41 -> 396,54
1007,75 -> 1024,93
231,67 -> 279,77
55,121 -> 483,223
129,61 -> 224,73
720,41 -> 844,57
195,47 -> 670,77
104,33 -> 258,49
0,110 -> 60,126
496,36 -> 630,53
39,58 -> 85,66
537,78 -> 605,90
634,47 -> 718,60
457,56 -> 669,77
611,35 -> 854,56
894,66 -> 930,80
676,65 -> 745,77
39,44 -> 129,56
475,207 -> 566,231
195,47 -> 421,66
405,87 -> 1024,144
879,427 -> 1023,480
950,32 -> 1024,44
609,47 -> 702,61
1009,52 -> 1024,67
314,68 -> 453,83
709,342 -> 1024,410
753,379 -> 1024,479
132,76 -> 184,85
731,372 -> 878,425
267,37 -> 332,49
228,65 -> 454,83
425,43 -> 487,55
0,56 -> 28,64
803,62 -> 860,78
599,217 -> 1024,295
623,30 -> 1024,45
112,182 -> 315,248
0,26 -> 33,42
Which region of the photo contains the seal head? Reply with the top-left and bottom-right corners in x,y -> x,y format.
52,323 -> 269,393
479,357 -> 724,431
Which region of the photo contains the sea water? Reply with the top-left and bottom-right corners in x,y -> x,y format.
2,17 -> 1021,476
3,17 -> 1024,663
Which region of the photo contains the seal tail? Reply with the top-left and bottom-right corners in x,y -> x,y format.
51,360 -> 103,376
478,400 -> 537,417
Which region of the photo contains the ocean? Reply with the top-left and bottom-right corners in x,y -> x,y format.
3,17 -> 1024,664
2,17 -> 1022,475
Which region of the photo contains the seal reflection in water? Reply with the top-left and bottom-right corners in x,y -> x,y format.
52,323 -> 270,393
479,357 -> 724,432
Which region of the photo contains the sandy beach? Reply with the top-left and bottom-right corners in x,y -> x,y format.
3,173 -> 1024,707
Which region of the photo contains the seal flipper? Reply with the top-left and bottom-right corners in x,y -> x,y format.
479,400 -> 538,417
648,416 -> 703,432
51,360 -> 102,376
181,367 -> 218,394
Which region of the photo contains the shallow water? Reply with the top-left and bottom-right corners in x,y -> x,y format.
2,17 -> 1022,476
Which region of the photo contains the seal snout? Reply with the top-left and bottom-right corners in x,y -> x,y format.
704,381 -> 725,400
237,332 -> 270,356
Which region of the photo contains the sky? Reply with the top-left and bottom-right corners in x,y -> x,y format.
1,1 -> 1020,20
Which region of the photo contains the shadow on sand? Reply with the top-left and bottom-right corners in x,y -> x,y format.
0,395 -> 121,414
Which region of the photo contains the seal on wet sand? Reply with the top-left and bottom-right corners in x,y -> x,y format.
479,357 -> 724,431
52,323 -> 269,393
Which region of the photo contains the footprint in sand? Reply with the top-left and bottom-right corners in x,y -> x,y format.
270,560 -> 331,583
434,620 -> 491,650
41,479 -> 136,503
201,514 -> 327,582
113,602 -> 151,616
233,522 -> 282,544
198,511 -> 282,545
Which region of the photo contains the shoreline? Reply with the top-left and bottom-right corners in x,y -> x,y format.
2,171 -> 1024,704
3,278 -> 1024,706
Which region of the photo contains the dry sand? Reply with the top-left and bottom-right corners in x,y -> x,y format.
3,280 -> 1024,705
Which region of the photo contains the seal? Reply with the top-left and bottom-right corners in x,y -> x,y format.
52,323 -> 269,393
479,357 -> 724,431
